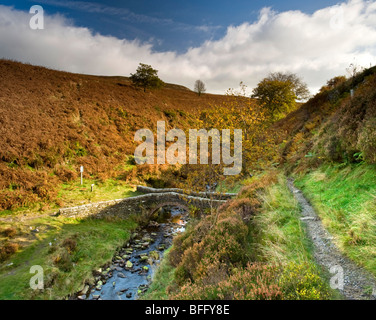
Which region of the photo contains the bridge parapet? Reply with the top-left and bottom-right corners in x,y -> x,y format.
58,191 -> 229,219
136,185 -> 236,200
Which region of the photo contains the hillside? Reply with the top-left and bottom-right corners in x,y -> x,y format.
274,65 -> 376,172
0,59 -> 228,211
270,65 -> 376,285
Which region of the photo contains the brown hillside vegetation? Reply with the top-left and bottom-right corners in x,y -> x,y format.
273,66 -> 376,172
0,59 -> 228,211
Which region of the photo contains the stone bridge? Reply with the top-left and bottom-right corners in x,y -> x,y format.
58,186 -> 237,219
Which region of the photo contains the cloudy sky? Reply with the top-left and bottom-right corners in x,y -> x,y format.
1,0 -> 376,94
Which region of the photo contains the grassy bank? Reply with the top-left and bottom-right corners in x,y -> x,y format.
0,215 -> 138,300
246,173 -> 335,299
295,164 -> 376,276
0,178 -> 140,218
247,174 -> 314,264
0,178 -> 143,300
57,178 -> 140,208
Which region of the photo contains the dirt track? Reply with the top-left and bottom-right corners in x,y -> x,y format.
287,178 -> 376,300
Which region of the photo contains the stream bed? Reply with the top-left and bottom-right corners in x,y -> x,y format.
72,206 -> 188,300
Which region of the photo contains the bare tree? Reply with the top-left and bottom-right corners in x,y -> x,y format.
194,79 -> 206,96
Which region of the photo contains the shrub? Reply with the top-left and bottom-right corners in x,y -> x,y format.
54,166 -> 78,182
163,110 -> 176,119
172,263 -> 283,300
1,227 -> 17,238
278,263 -> 330,300
169,204 -> 249,288
53,250 -> 73,272
238,171 -> 278,199
62,237 -> 77,253
0,189 -> 39,210
0,242 -> 19,262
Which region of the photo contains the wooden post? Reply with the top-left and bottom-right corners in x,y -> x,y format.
80,166 -> 84,185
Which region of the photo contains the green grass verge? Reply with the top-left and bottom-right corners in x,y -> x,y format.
246,173 -> 339,299
57,178 -> 141,207
0,215 -> 138,300
0,178 -> 141,217
247,174 -> 314,264
294,163 -> 376,276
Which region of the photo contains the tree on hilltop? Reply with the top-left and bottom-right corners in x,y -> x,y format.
130,63 -> 164,92
252,72 -> 310,121
194,79 -> 206,96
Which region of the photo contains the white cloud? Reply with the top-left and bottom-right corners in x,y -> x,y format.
0,0 -> 376,95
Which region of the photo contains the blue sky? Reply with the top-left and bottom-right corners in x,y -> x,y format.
0,1 -> 376,94
3,0 -> 342,52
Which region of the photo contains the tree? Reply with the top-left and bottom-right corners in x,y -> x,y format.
194,79 -> 206,96
130,63 -> 164,92
200,83 -> 275,174
319,76 -> 347,93
252,72 -> 310,121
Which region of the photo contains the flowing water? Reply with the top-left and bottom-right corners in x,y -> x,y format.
72,206 -> 188,300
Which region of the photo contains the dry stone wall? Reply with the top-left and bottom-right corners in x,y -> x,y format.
58,188 -> 233,219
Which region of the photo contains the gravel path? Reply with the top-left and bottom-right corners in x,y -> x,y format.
287,178 -> 376,300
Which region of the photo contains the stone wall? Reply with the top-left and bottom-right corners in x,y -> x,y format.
136,185 -> 236,200
58,191 -> 229,219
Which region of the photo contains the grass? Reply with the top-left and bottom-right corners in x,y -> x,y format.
247,174 -> 314,264
0,215 -> 138,300
0,176 -> 143,300
295,163 -> 376,276
57,178 -> 141,208
216,177 -> 245,194
246,173 -> 339,299
0,178 -> 141,217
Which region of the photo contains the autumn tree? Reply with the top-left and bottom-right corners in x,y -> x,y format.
200,83 -> 276,174
252,72 -> 310,121
194,79 -> 206,96
319,75 -> 347,93
130,63 -> 164,92
172,83 -> 279,216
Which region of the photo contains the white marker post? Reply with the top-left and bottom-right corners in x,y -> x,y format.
80,166 -> 84,185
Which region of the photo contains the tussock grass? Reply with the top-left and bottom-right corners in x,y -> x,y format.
248,174 -> 313,264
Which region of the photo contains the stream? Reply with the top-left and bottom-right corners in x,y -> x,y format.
71,206 -> 188,300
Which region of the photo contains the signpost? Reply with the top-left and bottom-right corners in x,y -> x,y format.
80,166 -> 84,185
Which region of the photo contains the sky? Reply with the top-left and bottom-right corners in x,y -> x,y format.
0,0 -> 376,94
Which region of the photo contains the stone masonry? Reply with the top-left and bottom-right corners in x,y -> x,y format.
58,186 -> 236,219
